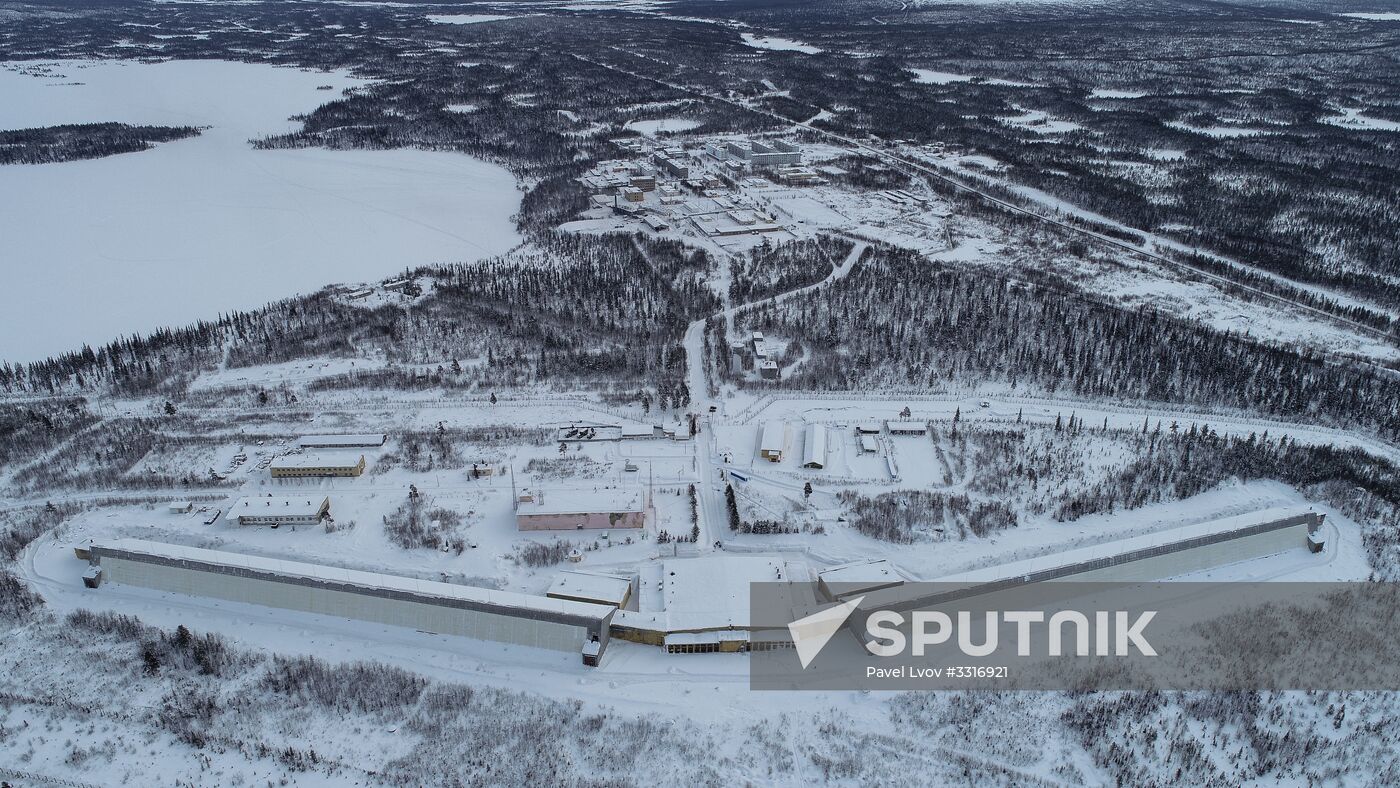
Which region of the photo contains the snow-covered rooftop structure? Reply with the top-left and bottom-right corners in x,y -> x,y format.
620,423 -> 659,439
548,570 -> 633,608
231,496 -> 330,524
270,452 -> 364,470
517,488 -> 643,517
817,559 -> 904,601
886,420 -> 928,435
516,487 -> 647,531
659,555 -> 792,630
269,453 -> 366,479
802,424 -> 827,469
760,422 -> 786,461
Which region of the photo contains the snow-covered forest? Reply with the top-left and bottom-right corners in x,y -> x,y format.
4,0 -> 1400,784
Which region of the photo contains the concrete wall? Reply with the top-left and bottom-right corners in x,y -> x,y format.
100,556 -> 593,653
1066,521 -> 1311,583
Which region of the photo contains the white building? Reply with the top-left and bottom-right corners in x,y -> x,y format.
269,453 -> 366,478
886,420 -> 928,436
515,487 -> 648,531
231,496 -> 330,526
621,423 -> 660,440
801,424 -> 827,469
760,422 -> 787,462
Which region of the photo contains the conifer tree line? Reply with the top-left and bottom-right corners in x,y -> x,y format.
0,122 -> 202,165
744,245 -> 1400,438
728,236 -> 852,303
1,233 -> 708,407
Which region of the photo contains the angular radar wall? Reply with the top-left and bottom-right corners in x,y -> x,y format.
84,539 -> 614,662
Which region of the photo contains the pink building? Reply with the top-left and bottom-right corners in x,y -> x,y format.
515,488 -> 648,531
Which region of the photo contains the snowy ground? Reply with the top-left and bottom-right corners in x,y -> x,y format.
19,478 -> 1366,695
565,130 -> 1399,365
739,32 -> 822,54
0,59 -> 521,363
623,117 -> 702,135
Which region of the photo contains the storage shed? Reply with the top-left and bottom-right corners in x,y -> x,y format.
759,422 -> 787,462
801,424 -> 827,469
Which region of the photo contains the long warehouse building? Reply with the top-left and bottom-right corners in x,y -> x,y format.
80,539 -> 615,665
270,453 -> 366,478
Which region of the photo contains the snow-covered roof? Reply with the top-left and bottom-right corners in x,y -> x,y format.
859,435 -> 878,452
548,570 -> 632,606
760,422 -> 786,452
802,424 -> 827,467
270,452 -> 363,470
297,433 -> 386,448
856,422 -> 882,434
818,559 -> 903,598
886,420 -> 927,434
91,538 -> 614,621
621,424 -> 659,438
517,487 -> 644,516
660,555 -> 790,629
231,496 -> 328,518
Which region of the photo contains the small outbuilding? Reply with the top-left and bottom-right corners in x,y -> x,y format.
760,422 -> 787,462
621,424 -> 660,440
886,420 -> 928,436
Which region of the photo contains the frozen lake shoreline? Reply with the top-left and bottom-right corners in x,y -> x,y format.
0,59 -> 522,364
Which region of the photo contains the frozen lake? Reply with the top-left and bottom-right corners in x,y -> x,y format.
0,60 -> 521,364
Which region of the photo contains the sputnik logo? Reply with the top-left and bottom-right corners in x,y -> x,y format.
788,596 -> 864,669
